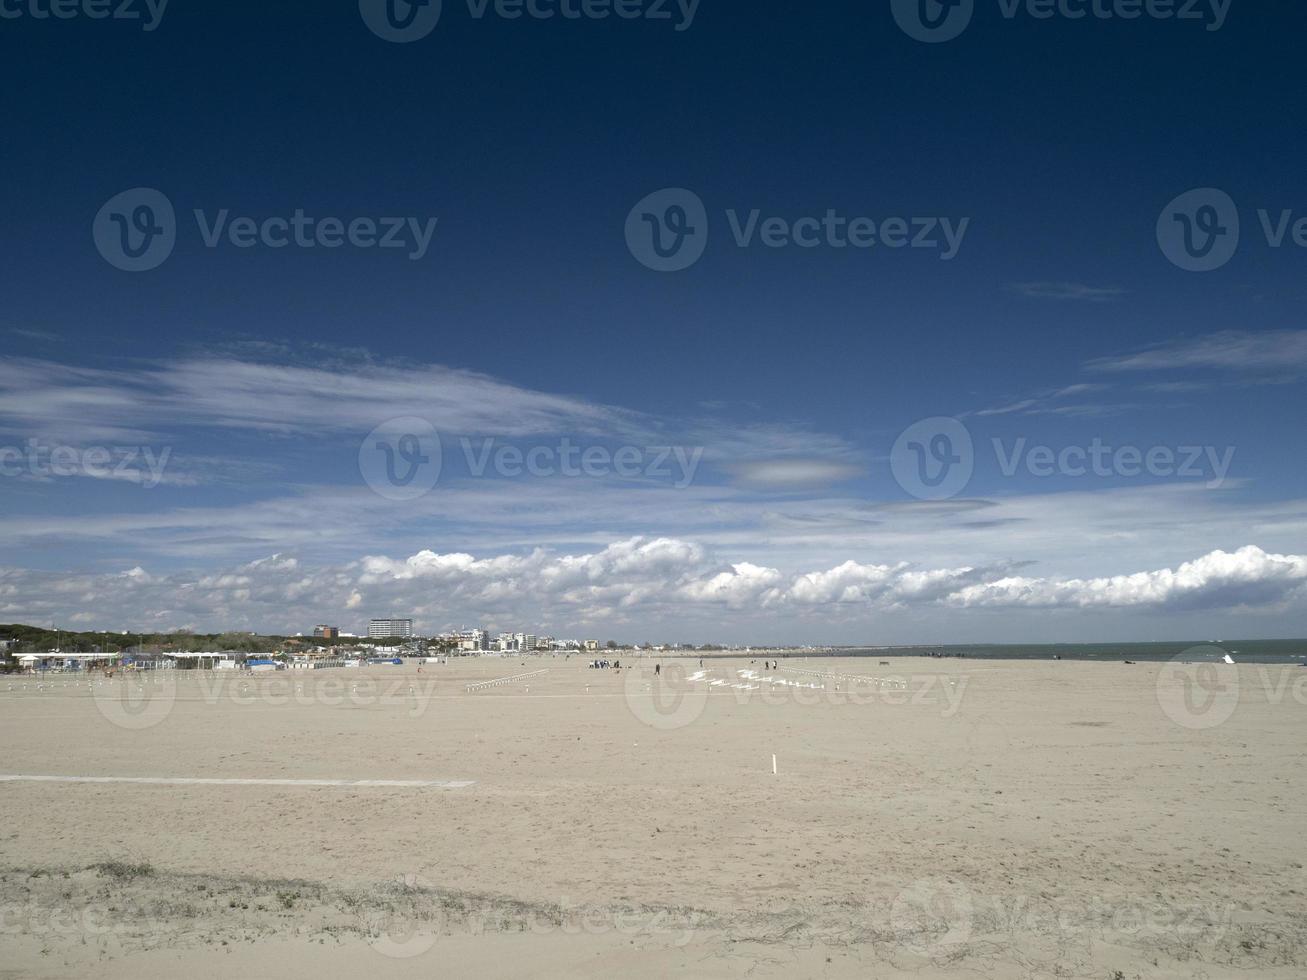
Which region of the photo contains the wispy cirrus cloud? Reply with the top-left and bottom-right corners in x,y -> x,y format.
971,330 -> 1307,422
971,383 -> 1115,418
0,352 -> 862,490
1088,330 -> 1307,375
0,356 -> 642,443
1009,282 -> 1126,302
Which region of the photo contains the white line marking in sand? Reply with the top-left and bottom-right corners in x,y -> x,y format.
0,775 -> 474,789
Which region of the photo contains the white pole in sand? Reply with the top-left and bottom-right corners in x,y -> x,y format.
772,754 -> 777,775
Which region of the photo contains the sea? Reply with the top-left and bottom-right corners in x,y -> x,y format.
813,639 -> 1307,665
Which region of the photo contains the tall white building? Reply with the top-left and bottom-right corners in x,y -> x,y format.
369,618 -> 414,639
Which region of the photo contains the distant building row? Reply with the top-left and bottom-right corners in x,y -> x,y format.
311,619 -> 601,651
312,620 -> 414,640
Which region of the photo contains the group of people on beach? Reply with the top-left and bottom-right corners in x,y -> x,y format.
588,659 -> 619,669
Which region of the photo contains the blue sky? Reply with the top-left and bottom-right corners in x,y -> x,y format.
0,1 -> 1304,642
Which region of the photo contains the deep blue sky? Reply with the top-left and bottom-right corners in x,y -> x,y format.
1,1 -> 1305,641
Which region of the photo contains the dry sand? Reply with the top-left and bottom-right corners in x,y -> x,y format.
1,656 -> 1305,978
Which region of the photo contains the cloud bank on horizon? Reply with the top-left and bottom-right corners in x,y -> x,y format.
1,541 -> 1302,641
1,331 -> 1305,642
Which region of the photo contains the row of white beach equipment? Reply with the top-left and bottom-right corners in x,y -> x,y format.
780,665 -> 908,689
466,668 -> 548,693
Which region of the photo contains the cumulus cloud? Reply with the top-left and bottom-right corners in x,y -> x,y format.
948,546 -> 1307,611
1,541 -> 1302,635
679,562 -> 785,608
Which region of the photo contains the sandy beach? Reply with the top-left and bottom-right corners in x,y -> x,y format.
2,656 -> 1305,978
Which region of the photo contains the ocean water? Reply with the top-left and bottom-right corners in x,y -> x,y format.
825,639 -> 1307,665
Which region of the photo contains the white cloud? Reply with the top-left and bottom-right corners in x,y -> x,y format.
1088,330 -> 1307,374
1009,282 -> 1126,302
948,546 -> 1307,610
972,383 -> 1117,419
679,562 -> 784,608
726,457 -> 864,489
2,348 -> 1304,641
0,355 -> 640,444
2,542 -> 1302,637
